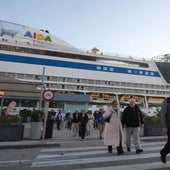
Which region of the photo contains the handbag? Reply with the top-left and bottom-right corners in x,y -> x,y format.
105,116 -> 111,123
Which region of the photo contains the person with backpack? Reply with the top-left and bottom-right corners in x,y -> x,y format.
55,110 -> 62,130
160,97 -> 170,163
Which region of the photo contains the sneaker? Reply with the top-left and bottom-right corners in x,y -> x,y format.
136,149 -> 143,154
127,147 -> 131,152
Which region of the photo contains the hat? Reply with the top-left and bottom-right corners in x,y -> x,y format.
98,106 -> 104,110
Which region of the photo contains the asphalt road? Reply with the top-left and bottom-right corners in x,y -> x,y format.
0,136 -> 170,170
0,127 -> 169,170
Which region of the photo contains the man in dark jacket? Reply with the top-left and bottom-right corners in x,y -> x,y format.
122,98 -> 144,154
160,97 -> 170,163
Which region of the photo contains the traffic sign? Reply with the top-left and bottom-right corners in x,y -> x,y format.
42,90 -> 54,101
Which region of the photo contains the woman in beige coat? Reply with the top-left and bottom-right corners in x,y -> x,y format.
103,100 -> 124,154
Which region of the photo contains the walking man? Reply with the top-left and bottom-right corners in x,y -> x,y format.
122,98 -> 144,154
160,97 -> 170,163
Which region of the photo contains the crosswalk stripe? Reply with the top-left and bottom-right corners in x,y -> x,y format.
79,161 -> 170,170
37,150 -> 105,159
31,141 -> 167,168
31,153 -> 169,167
37,145 -> 162,159
41,146 -> 106,152
31,152 -> 166,168
41,141 -> 165,153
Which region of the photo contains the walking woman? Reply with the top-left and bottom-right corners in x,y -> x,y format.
103,100 -> 124,155
86,110 -> 94,136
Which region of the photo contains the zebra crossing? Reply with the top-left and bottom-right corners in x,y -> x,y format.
31,140 -> 170,170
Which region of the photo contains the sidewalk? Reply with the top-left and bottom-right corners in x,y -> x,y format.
0,126 -> 98,149
0,126 -> 166,149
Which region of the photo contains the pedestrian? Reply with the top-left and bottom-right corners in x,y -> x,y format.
66,112 -> 72,129
78,111 -> 83,138
86,110 -> 94,136
96,107 -> 105,139
103,100 -> 124,154
93,110 -> 98,129
71,111 -> 79,137
55,110 -> 62,130
122,98 -> 144,154
160,96 -> 170,163
80,112 -> 89,139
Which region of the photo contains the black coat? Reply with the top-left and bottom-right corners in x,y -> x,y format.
122,105 -> 144,127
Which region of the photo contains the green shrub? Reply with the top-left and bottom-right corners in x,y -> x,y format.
20,109 -> 32,122
31,109 -> 43,122
0,115 -> 21,124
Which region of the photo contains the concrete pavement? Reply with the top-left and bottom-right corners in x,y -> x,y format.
0,125 -> 167,149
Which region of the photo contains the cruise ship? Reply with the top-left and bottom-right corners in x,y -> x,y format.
0,20 -> 170,115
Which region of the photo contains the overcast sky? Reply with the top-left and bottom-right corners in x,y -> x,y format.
1,0 -> 170,59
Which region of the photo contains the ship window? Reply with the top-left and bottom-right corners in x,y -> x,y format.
43,76 -> 49,81
145,71 -> 149,75
58,77 -> 64,82
25,74 -> 34,79
51,84 -> 57,88
134,70 -> 138,74
139,71 -> 143,74
35,75 -> 42,80
17,73 -> 25,79
103,67 -> 108,71
89,80 -> 94,84
96,66 -> 101,70
51,77 -> 58,81
128,69 -> 132,73
109,67 -> 114,71
81,79 -> 87,84
95,80 -> 101,85
0,72 -> 7,77
150,72 -> 154,76
67,78 -> 73,82
7,73 -> 15,78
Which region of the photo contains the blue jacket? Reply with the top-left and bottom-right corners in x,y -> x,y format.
96,111 -> 105,124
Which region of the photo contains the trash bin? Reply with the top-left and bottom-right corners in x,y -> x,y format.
45,119 -> 54,139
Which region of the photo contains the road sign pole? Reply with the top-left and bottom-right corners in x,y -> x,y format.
42,90 -> 54,140
42,101 -> 49,140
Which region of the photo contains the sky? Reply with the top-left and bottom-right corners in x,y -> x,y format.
1,0 -> 170,60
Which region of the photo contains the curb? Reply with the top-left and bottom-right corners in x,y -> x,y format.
0,143 -> 60,150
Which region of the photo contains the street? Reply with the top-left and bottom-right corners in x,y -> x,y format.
0,128 -> 170,170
